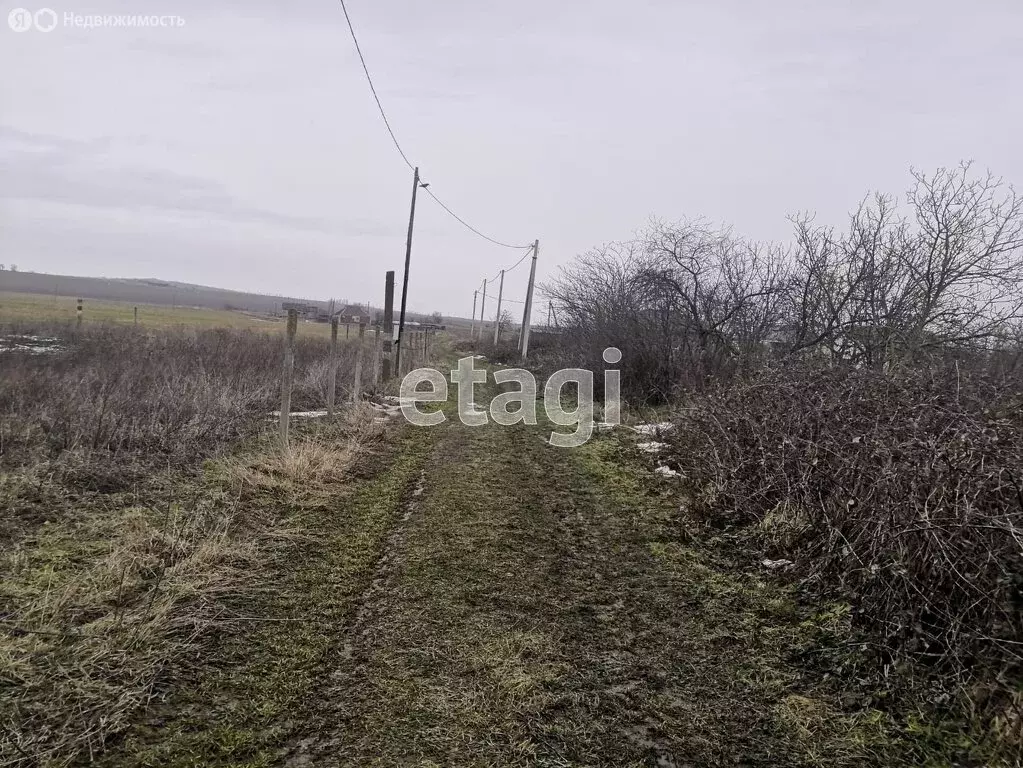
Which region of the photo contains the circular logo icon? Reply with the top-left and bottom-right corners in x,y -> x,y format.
8,8 -> 34,31
34,8 -> 57,32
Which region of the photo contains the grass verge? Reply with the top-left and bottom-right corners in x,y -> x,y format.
0,407 -> 381,767
91,422 -> 434,767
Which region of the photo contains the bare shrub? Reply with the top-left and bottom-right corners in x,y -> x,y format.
0,323 -> 346,468
668,363 -> 1023,748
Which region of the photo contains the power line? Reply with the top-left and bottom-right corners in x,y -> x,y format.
337,0 -> 531,250
337,0 -> 413,171
423,187 -> 533,250
486,242 -> 534,283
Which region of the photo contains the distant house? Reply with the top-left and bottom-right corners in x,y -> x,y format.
334,304 -> 371,324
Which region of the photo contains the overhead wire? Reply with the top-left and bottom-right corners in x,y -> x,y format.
485,242 -> 534,283
336,0 -> 413,171
337,0 -> 532,251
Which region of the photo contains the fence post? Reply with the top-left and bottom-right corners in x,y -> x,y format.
280,308 -> 298,450
382,271 -> 395,380
133,306 -> 138,325
351,321 -> 366,403
373,326 -> 381,385
327,316 -> 339,417
76,298 -> 83,328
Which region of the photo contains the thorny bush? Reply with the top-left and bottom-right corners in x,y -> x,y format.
669,363 -> 1023,746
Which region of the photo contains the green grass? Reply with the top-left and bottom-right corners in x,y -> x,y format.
0,291 -> 346,337
96,425 -> 435,767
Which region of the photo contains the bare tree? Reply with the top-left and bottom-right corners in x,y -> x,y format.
543,165 -> 1023,398
783,164 -> 1023,367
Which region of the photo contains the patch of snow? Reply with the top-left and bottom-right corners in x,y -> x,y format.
595,422 -> 618,432
268,410 -> 328,418
0,335 -> 64,355
762,558 -> 795,570
637,441 -> 669,453
632,422 -> 675,436
653,465 -> 681,478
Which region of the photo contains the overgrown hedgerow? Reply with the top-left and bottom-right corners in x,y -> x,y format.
668,363 -> 1023,753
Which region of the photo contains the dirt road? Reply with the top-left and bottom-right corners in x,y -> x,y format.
100,400 -> 904,767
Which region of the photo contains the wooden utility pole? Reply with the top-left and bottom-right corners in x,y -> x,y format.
279,308 -> 298,450
395,166 -> 420,374
327,316 -> 339,417
382,270 -> 395,380
519,240 -> 539,361
352,322 -> 366,403
492,269 -> 505,345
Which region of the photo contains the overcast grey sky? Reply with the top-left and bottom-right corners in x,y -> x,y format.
2,0 -> 1021,315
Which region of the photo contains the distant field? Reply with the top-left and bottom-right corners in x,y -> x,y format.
0,291 -> 343,337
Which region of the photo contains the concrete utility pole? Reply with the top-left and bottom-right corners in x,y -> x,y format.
382,270 -> 395,380
479,280 -> 487,344
395,166 -> 420,374
373,326 -> 381,385
519,240 -> 539,361
492,269 -> 505,345
470,289 -> 478,341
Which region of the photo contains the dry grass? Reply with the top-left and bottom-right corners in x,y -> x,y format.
0,322 -> 377,767
224,404 -> 381,492
1,418 -> 377,766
